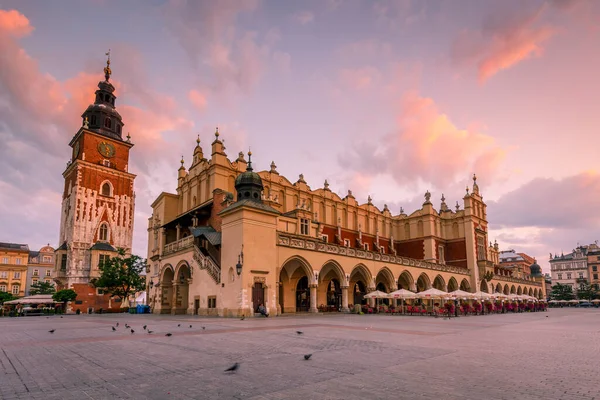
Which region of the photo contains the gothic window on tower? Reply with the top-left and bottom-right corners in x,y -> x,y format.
477,236 -> 485,261
101,182 -> 112,197
91,115 -> 97,126
60,254 -> 67,270
99,223 -> 109,242
104,118 -> 112,129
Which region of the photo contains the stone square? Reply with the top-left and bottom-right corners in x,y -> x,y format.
1,309 -> 598,400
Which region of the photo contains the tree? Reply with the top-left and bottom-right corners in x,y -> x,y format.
576,281 -> 598,301
0,291 -> 17,304
29,281 -> 56,295
549,283 -> 575,301
91,249 -> 146,308
53,289 -> 77,311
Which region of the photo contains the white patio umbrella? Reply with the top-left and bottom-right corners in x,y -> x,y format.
548,300 -> 559,303
388,289 -> 416,314
448,289 -> 475,299
363,290 -> 390,299
472,291 -> 493,300
388,289 -> 417,299
567,299 -> 579,304
415,288 -> 450,299
591,299 -> 600,303
492,293 -> 508,300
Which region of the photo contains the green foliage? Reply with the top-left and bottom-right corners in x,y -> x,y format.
91,248 -> 146,302
576,281 -> 598,301
549,283 -> 575,301
53,289 -> 77,303
29,281 -> 56,295
482,271 -> 494,282
0,291 -> 17,304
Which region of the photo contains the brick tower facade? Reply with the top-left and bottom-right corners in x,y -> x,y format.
54,54 -> 136,312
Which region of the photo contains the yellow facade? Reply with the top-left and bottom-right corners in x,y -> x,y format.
146,130 -> 544,316
0,242 -> 30,297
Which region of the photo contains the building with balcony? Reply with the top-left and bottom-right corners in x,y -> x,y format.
550,245 -> 592,295
498,250 -> 537,281
587,243 -> 600,290
146,130 -> 545,317
0,242 -> 30,297
26,245 -> 55,296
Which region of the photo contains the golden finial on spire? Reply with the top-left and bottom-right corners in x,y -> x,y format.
196,134 -> 200,145
126,132 -> 131,142
104,49 -> 112,81
215,127 -> 219,137
473,173 -> 477,183
180,155 -> 185,166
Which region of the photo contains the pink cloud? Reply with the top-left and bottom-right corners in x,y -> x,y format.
0,9 -> 33,37
294,11 -> 315,25
188,89 -> 207,111
451,5 -> 557,82
338,91 -> 506,189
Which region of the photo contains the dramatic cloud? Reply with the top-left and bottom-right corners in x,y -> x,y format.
487,172 -> 600,230
0,10 -> 195,254
162,0 -> 281,97
338,91 -> 506,190
451,5 -> 555,82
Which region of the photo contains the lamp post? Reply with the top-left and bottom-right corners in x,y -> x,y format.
236,254 -> 243,276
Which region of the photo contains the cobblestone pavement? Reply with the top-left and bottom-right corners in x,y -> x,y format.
1,309 -> 599,400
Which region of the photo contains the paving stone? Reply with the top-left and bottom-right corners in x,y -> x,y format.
1,309 -> 599,399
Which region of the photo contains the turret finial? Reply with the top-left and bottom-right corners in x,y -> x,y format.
126,132 -> 131,142
473,173 -> 477,183
247,149 -> 253,171
180,155 -> 185,167
196,135 -> 200,146
215,127 -> 219,138
104,49 -> 112,81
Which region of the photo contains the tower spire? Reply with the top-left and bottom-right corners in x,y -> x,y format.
104,49 -> 112,81
247,149 -> 253,172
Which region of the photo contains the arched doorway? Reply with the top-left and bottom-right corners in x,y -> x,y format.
397,270 -> 414,291
376,282 -> 389,305
480,279 -> 489,293
461,279 -> 471,292
416,273 -> 431,292
353,281 -> 366,305
447,277 -> 458,292
326,279 -> 342,310
296,276 -> 310,312
517,286 -> 523,295
173,261 -> 191,315
432,275 -> 446,291
159,265 -> 174,314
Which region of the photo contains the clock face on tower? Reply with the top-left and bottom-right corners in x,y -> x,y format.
98,142 -> 116,158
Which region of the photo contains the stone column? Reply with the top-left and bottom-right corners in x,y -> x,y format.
309,284 -> 318,313
276,282 -> 282,316
341,286 -> 349,312
171,282 -> 179,315
176,224 -> 181,241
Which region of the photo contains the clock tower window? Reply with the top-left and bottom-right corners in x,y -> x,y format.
100,182 -> 112,197
104,118 -> 112,129
99,223 -> 109,242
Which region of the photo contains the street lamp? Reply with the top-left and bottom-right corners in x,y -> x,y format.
236,254 -> 243,276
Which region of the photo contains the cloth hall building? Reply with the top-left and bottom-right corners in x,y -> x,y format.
146,131 -> 546,317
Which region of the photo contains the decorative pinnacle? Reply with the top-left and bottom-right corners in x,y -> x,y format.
196,135 -> 200,145
104,49 -> 112,81
473,173 -> 477,183
180,155 -> 184,166
215,127 -> 219,137
466,186 -> 469,194
247,149 -> 253,171
126,132 -> 131,142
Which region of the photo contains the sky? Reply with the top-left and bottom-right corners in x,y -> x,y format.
0,0 -> 599,273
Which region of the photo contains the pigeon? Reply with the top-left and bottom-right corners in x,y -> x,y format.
189,325 -> 192,328
60,316 -> 63,318
130,329 -> 135,334
112,326 -> 116,331
240,316 -> 245,321
296,331 -> 303,335
49,329 -> 55,334
202,327 -> 206,330
147,330 -> 154,334
546,316 -> 549,318
116,322 -> 119,327
224,363 -> 239,372
165,333 -> 172,337
304,354 -> 312,360
143,325 -> 147,330
177,324 -> 181,327
125,324 -> 130,329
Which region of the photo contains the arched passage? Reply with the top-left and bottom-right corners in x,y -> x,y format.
349,264 -> 372,306
279,256 -> 314,313
447,277 -> 458,292
375,267 -> 395,293
432,275 -> 446,291
416,273 -> 431,292
460,278 -> 471,292
319,260 -> 346,311
480,280 -> 489,293
397,270 -> 415,291
517,286 -> 523,295
495,283 -> 502,293
159,264 -> 174,314
173,261 -> 191,315
503,284 -> 510,295
510,285 -> 516,294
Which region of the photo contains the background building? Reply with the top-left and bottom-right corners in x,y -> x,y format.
146,131 -> 545,317
26,245 -> 55,295
53,57 -> 136,313
587,243 -> 600,290
0,242 -> 30,297
550,245 -> 591,295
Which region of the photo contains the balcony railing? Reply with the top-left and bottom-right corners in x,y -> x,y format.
192,246 -> 220,284
277,233 -> 470,275
163,236 -> 194,256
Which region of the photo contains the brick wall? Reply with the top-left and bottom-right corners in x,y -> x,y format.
394,239 -> 425,259
208,189 -> 229,232
69,283 -> 123,314
445,239 -> 468,268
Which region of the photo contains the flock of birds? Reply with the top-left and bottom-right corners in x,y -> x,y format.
47,317 -> 313,374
